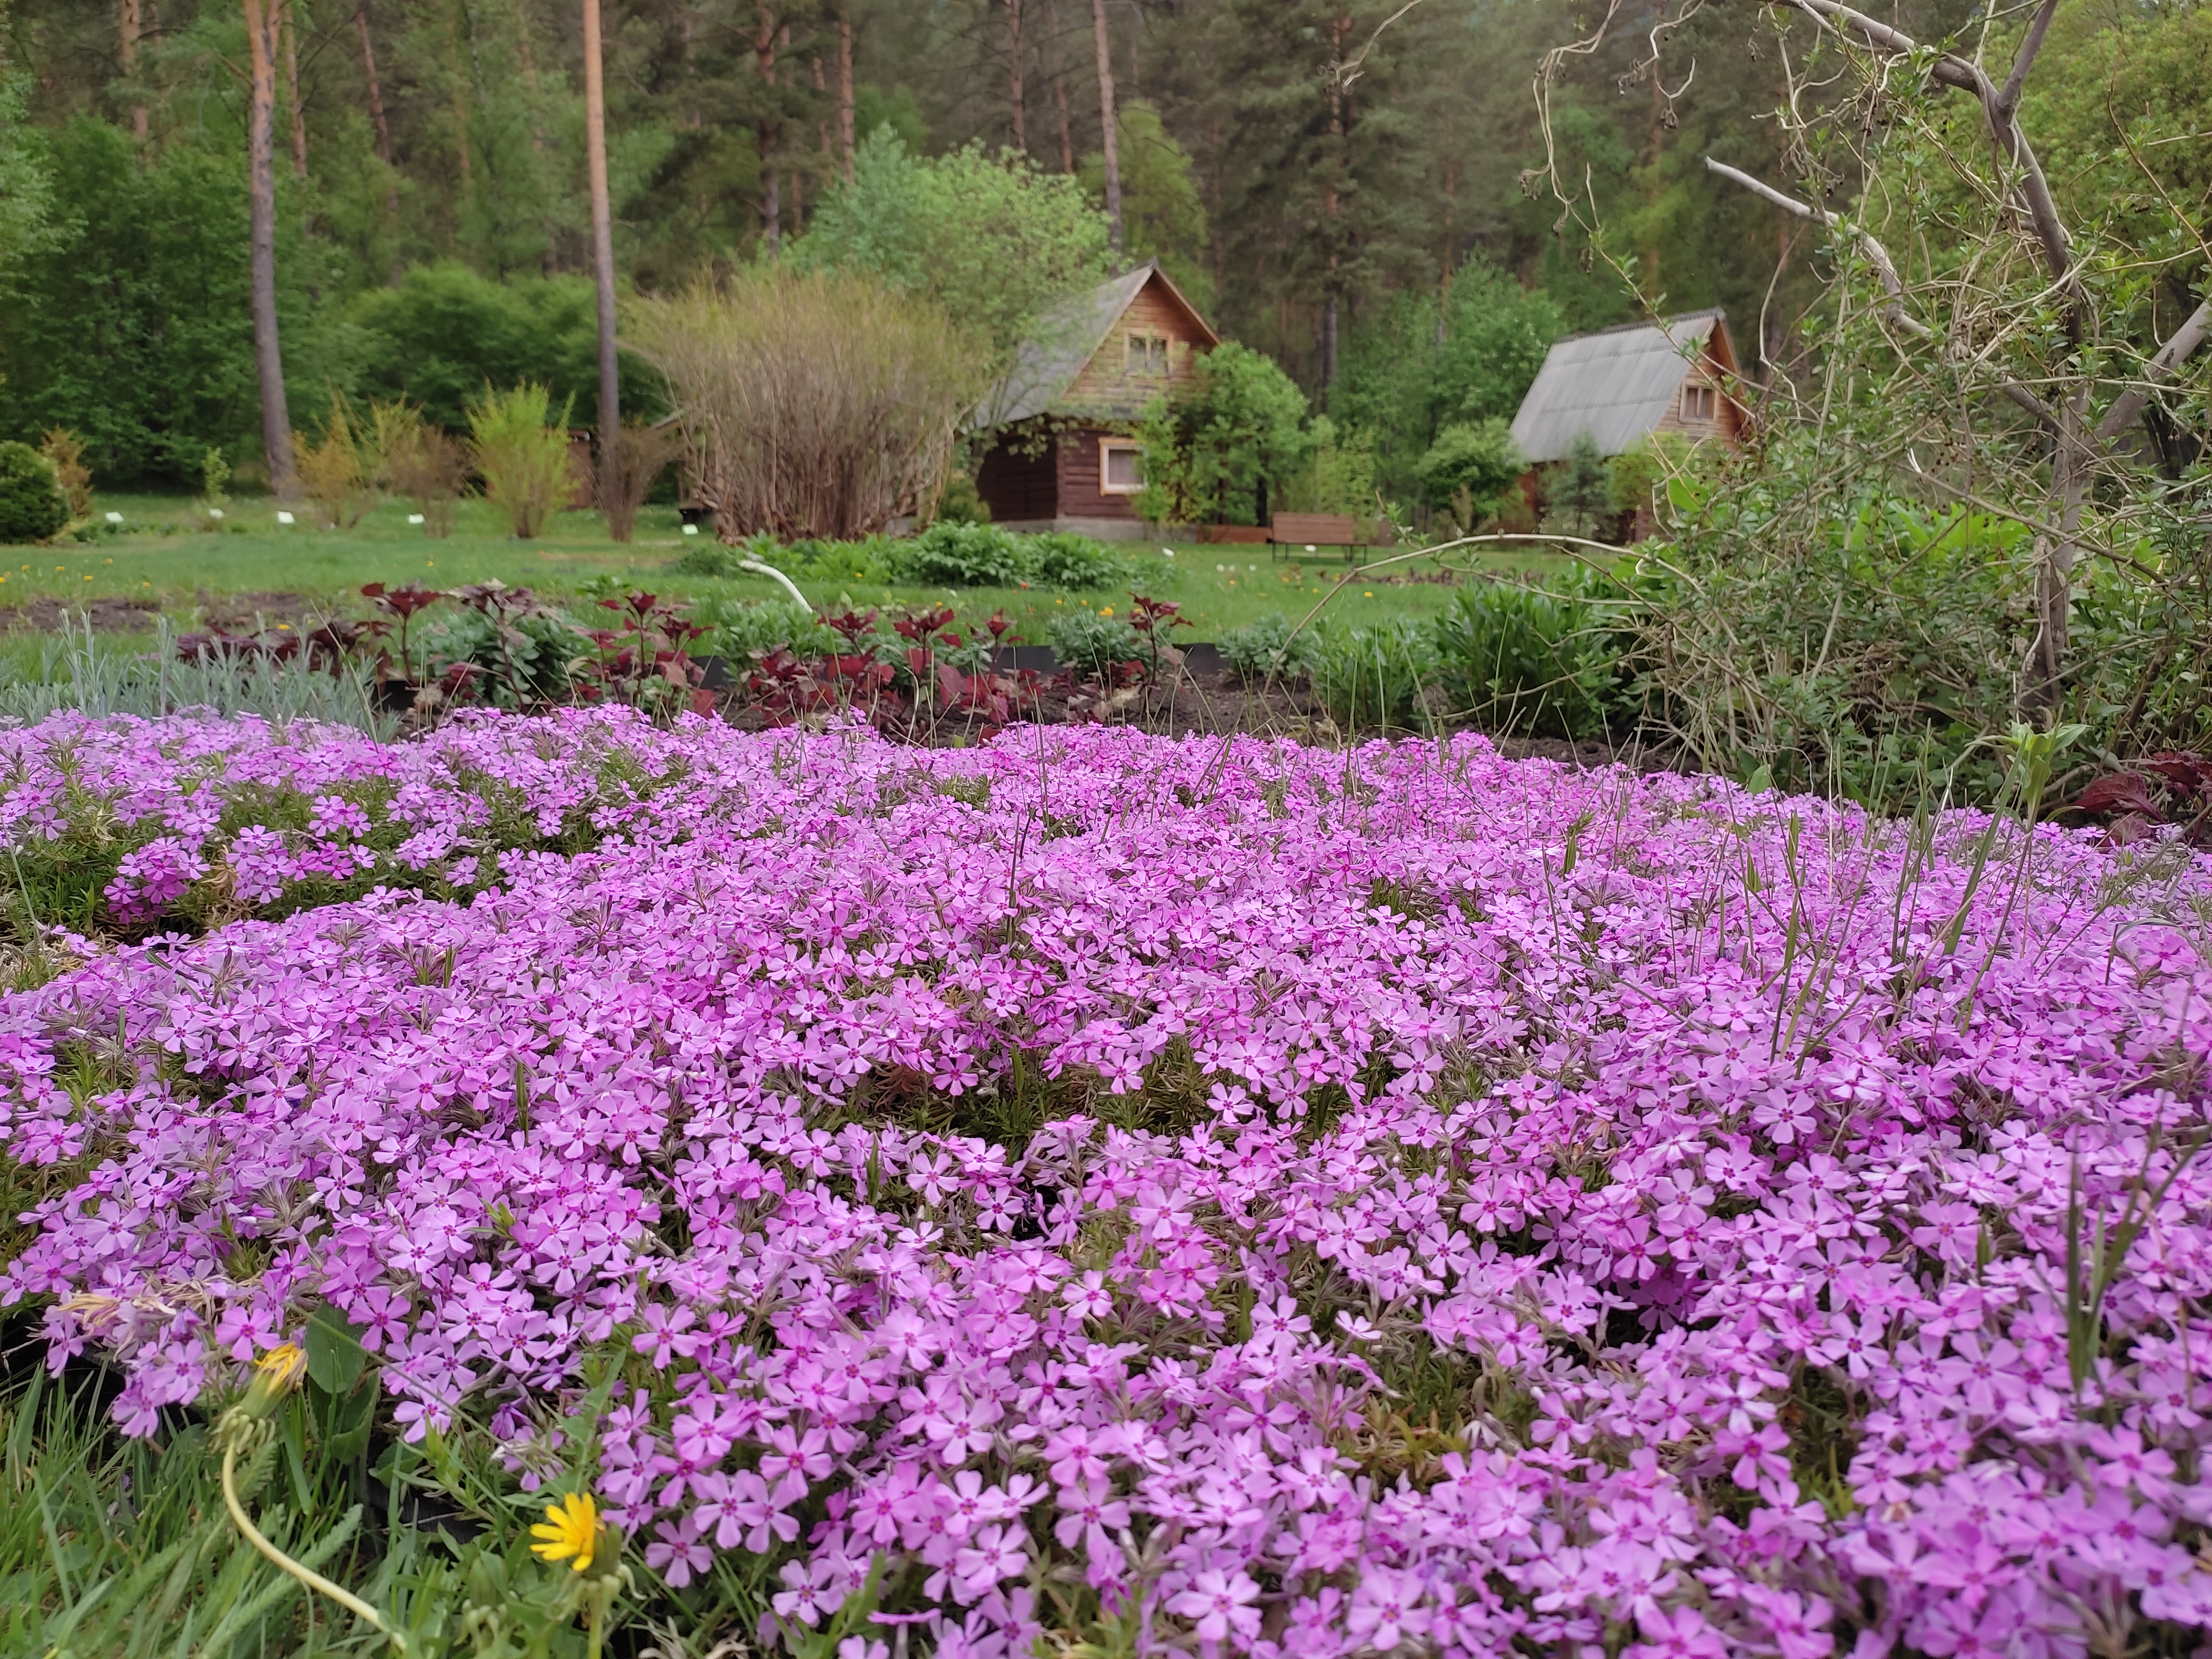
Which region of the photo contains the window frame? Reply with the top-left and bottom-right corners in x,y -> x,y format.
1124,331 -> 1170,377
1681,382 -> 1716,421
1098,437 -> 1146,495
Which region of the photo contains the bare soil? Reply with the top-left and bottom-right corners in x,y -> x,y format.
717,665 -> 1686,773
194,589 -> 320,632
0,589 -> 321,637
0,595 -> 165,633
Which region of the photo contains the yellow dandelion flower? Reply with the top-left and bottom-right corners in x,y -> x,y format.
237,1340 -> 308,1418
530,1490 -> 599,1573
257,1342 -> 308,1387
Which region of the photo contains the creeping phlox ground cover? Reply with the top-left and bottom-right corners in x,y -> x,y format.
0,707 -> 749,935
5,714 -> 2212,1658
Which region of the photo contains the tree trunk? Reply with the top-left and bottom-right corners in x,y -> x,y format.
1322,290 -> 1338,399
780,25 -> 802,234
352,2 -> 401,267
281,0 -> 307,181
2023,395 -> 2090,716
242,0 -> 296,495
836,13 -> 854,182
1322,15 -> 1347,399
812,54 -> 831,190
582,0 -> 621,533
756,6 -> 780,255
119,0 -> 148,140
449,6 -> 473,230
1091,0 -> 1119,256
1044,0 -> 1073,173
1006,0 -> 1025,152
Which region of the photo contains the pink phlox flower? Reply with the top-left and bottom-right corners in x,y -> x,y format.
1053,1477 -> 1131,1560
950,1522 -> 1028,1603
1168,1566 -> 1263,1646
1626,1603 -> 1728,1659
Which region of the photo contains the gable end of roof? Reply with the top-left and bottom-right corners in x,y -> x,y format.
1509,311 -> 1735,463
975,260 -> 1217,428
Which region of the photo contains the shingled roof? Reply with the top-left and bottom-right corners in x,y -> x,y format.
1510,310 -> 1731,463
977,260 -> 1219,428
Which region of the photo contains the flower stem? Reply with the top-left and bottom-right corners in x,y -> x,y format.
221,1441 -> 408,1653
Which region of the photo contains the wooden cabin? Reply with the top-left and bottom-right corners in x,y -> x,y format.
1509,309 -> 1747,465
972,260 -> 1220,540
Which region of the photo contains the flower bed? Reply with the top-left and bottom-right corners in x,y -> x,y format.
6,717 -> 2212,1655
0,706 -> 874,935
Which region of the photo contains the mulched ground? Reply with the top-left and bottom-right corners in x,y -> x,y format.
0,590 -> 325,636
715,665 -> 1685,773
0,596 -> 165,633
194,590 -> 320,632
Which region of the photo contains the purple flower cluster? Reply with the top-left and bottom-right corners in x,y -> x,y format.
7,714 -> 2212,1656
0,707 -> 796,926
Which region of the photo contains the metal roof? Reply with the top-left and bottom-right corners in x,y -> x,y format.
975,260 -> 1218,428
1509,310 -> 1727,463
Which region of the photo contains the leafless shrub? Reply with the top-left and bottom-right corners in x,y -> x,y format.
602,420 -> 684,544
625,269 -> 987,542
293,392 -> 374,531
383,414 -> 469,539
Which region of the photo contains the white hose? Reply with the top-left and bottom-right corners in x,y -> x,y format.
736,559 -> 812,614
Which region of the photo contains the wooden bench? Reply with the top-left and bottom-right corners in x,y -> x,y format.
1269,513 -> 1390,559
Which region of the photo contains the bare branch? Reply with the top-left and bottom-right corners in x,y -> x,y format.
1704,155 -> 2069,425
1763,0 -> 2073,286
1993,0 -> 2060,120
1766,0 -> 1981,91
1703,156 -> 1923,329
2095,298 -> 2212,443
1327,0 -> 1430,92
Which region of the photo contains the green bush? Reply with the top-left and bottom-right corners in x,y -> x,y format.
882,523 -> 1129,590
1046,609 -> 1143,676
345,263 -> 614,438
693,596 -> 834,661
1544,432 -> 1614,540
0,120 -> 302,485
1431,575 -> 1626,738
678,527 -> 1129,592
936,471 -> 991,525
467,383 -> 575,540
1416,418 -> 1523,522
889,521 -> 1030,586
1133,342 -> 1311,527
785,536 -> 898,583
0,441 -> 67,542
1311,619 -> 1437,731
1025,533 -> 1130,590
418,606 -> 582,708
674,539 -> 740,577
796,129 -> 1109,362
1335,257 -> 1562,505
1218,611 -> 1322,681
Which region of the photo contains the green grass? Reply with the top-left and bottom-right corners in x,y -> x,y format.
20,494 -> 1563,645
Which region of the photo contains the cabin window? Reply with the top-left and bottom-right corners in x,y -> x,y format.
1681,382 -> 1717,421
1125,333 -> 1170,377
1099,439 -> 1145,494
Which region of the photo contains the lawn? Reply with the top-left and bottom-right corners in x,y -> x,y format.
14,493 -> 1558,646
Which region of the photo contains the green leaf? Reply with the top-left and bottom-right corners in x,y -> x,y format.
304,1304 -> 369,1395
